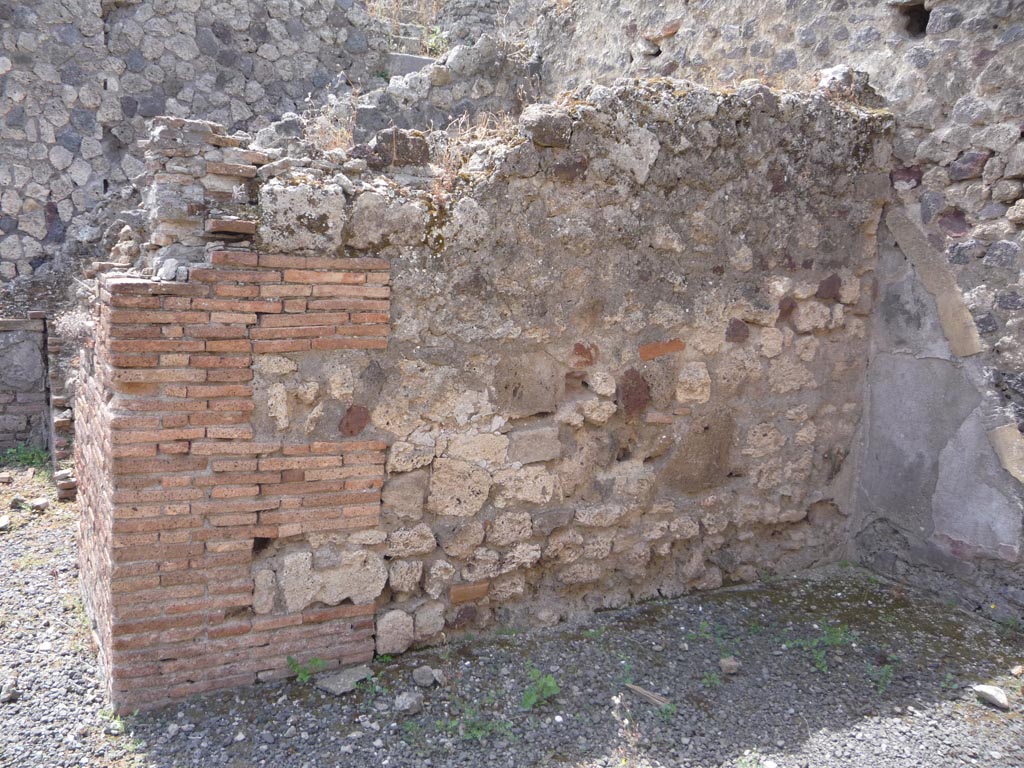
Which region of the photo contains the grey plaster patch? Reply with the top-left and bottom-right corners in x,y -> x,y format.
932,407 -> 1022,562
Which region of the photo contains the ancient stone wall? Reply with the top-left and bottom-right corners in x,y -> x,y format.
520,0 -> 1024,616
0,318 -> 48,450
76,81 -> 891,710
0,0 -> 389,285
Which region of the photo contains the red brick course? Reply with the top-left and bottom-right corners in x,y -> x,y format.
77,119 -> 392,712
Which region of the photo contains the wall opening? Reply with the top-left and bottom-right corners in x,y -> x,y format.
899,3 -> 930,38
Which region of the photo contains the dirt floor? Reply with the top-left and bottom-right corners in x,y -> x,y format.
1,460 -> 1022,768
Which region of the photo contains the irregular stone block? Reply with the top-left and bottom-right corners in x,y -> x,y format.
315,665 -> 372,695
382,469 -> 429,520
347,191 -> 426,249
618,368 -> 650,418
371,126 -> 431,165
427,458 -> 491,516
258,179 -> 347,252
502,542 -> 542,572
252,569 -> 276,615
507,426 -> 562,464
532,507 -> 574,536
792,301 -> 831,333
414,600 -> 445,639
487,510 -> 533,546
545,528 -> 583,564
560,561 -> 602,585
387,442 -> 434,473
575,503 -> 626,527
424,560 -> 455,599
659,409 -> 734,492
318,550 -> 388,605
278,550 -> 317,613
388,559 -> 423,594
494,353 -> 564,418
376,610 -> 414,655
676,362 -> 711,404
725,318 -> 749,342
581,399 -> 617,425
386,524 -> 437,557
492,466 -> 558,507
519,104 -> 572,148
446,432 -> 509,465
437,519 -> 485,558
462,547 -> 500,581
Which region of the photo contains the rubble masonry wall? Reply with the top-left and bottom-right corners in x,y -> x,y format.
76,82 -> 891,711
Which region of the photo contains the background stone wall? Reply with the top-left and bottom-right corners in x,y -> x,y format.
75,82 -> 891,711
516,0 -> 1024,621
0,0 -> 389,290
0,318 -> 47,450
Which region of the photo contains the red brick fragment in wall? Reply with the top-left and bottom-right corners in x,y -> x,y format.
618,368 -> 650,418
571,342 -> 596,368
638,338 -> 685,361
339,405 -> 370,437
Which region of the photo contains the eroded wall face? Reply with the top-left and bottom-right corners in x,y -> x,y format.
76,82 -> 891,710
518,0 -> 1024,610
0,318 -> 48,450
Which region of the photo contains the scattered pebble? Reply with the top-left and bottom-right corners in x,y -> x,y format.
395,690 -> 424,714
413,665 -> 437,687
972,684 -> 1010,710
719,656 -> 742,675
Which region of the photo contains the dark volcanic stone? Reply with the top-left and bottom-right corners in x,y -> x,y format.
726,318 -> 750,342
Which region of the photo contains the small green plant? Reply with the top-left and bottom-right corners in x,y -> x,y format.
784,624 -> 852,673
287,655 -> 326,683
687,619 -> 714,642
401,720 -> 425,746
1,444 -> 49,469
737,750 -> 766,768
437,699 -> 513,742
867,662 -> 895,693
521,665 -> 560,710
355,674 -> 388,697
375,653 -> 394,664
996,616 -> 1024,637
940,671 -> 958,690
701,671 -> 722,688
423,25 -> 448,57
657,702 -> 678,722
582,628 -> 605,641
616,652 -> 635,685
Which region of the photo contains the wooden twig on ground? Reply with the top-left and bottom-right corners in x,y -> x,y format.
624,682 -> 671,707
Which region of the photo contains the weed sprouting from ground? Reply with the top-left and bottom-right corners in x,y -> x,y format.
286,656 -> 326,683
1,444 -> 50,470
521,665 -> 560,710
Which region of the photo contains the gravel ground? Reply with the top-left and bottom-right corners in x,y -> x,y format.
2,464 -> 1023,768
